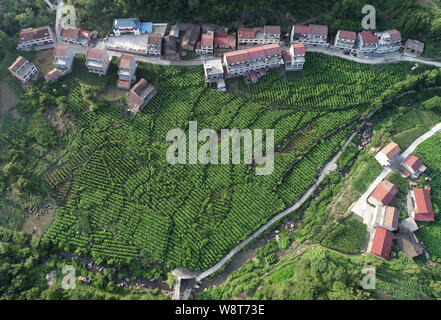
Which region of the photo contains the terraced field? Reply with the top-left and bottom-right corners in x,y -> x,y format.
43,54 -> 431,272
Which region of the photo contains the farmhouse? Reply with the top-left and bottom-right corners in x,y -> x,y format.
410,185 -> 434,222
284,43 -> 306,71
334,30 -> 356,51
85,48 -> 110,76
370,226 -> 394,260
400,154 -> 426,179
214,33 -> 236,50
355,31 -> 378,56
60,27 -> 92,46
113,18 -> 140,36
404,39 -> 425,57
374,29 -> 402,55
127,78 -> 157,113
8,56 -> 38,85
368,180 -> 399,207
237,25 -> 281,45
16,25 -> 55,51
291,24 -> 329,47
395,231 -> 424,258
376,206 -> 400,231
223,44 -> 283,78
203,58 -> 224,82
164,36 -> 178,59
196,32 -> 214,55
374,141 -> 401,167
117,54 -> 137,89
181,24 -> 201,51
53,45 -> 74,71
147,34 -> 162,56
44,68 -> 64,83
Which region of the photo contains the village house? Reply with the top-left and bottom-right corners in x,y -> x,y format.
223,44 -> 283,78
53,45 -> 74,71
181,24 -> 201,51
284,43 -> 306,71
214,33 -> 236,50
355,31 -> 378,56
117,54 -> 137,89
195,32 -> 214,55
291,24 -> 329,47
60,27 -> 92,46
44,68 -> 64,83
374,29 -> 402,55
147,34 -> 162,56
400,154 -> 427,179
8,56 -> 38,85
113,18 -> 140,36
85,48 -> 110,76
404,39 -> 425,57
163,36 -> 178,60
203,58 -> 224,83
376,206 -> 400,231
237,26 -> 281,45
374,141 -> 401,167
16,25 -> 55,51
333,30 -> 356,52
410,185 -> 434,222
368,180 -> 399,207
395,232 -> 424,259
127,78 -> 157,113
370,226 -> 394,260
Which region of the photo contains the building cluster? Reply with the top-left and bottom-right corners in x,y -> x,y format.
16,25 -> 55,51
365,141 -> 435,260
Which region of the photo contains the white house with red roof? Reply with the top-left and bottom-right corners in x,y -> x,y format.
196,31 -> 214,55
127,78 -> 157,113
238,26 -> 280,45
85,48 -> 110,76
8,56 -> 38,85
410,186 -> 434,222
53,45 -> 74,71
368,180 -> 399,207
375,30 -> 402,55
375,141 -> 401,167
356,31 -> 378,56
290,24 -> 329,47
369,226 -> 394,260
223,44 -> 283,78
60,27 -> 93,46
284,44 -> 306,71
376,206 -> 400,231
214,33 -> 236,50
400,154 -> 426,179
117,54 -> 137,89
16,26 -> 55,51
334,30 -> 356,51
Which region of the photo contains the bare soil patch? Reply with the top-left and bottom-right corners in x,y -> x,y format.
22,201 -> 56,237
44,106 -> 71,135
33,49 -> 56,75
0,80 -> 20,118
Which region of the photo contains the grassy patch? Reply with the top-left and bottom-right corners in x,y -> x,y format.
352,158 -> 383,194
322,218 -> 367,254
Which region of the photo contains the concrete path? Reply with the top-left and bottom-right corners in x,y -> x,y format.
55,0 -> 64,36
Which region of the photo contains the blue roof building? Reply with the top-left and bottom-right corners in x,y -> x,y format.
140,22 -> 153,33
113,18 -> 140,36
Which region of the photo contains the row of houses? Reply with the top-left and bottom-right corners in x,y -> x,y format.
366,142 -> 435,260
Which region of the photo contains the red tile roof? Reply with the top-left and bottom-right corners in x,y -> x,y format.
282,51 -> 291,63
214,33 -> 236,48
338,30 -> 356,41
371,227 -> 394,260
264,25 -> 280,35
388,29 -> 402,42
61,27 -> 80,40
118,54 -> 134,69
370,180 -> 399,205
250,70 -> 259,80
403,154 -> 423,172
117,79 -> 131,88
224,44 -> 281,65
54,45 -> 68,57
247,47 -> 266,60
384,206 -> 400,230
291,43 -> 306,55
195,41 -> 201,50
360,31 -> 378,45
238,27 -> 255,39
398,165 -> 411,178
310,24 -> 328,36
201,33 -> 214,47
87,48 -> 106,61
18,26 -> 51,44
293,25 -> 311,35
44,68 -> 62,81
413,187 -> 434,222
8,56 -> 27,73
380,142 -> 401,160
263,43 -> 281,56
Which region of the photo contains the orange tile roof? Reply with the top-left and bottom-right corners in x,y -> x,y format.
371,227 -> 394,259
370,180 -> 399,205
380,142 -> 400,160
